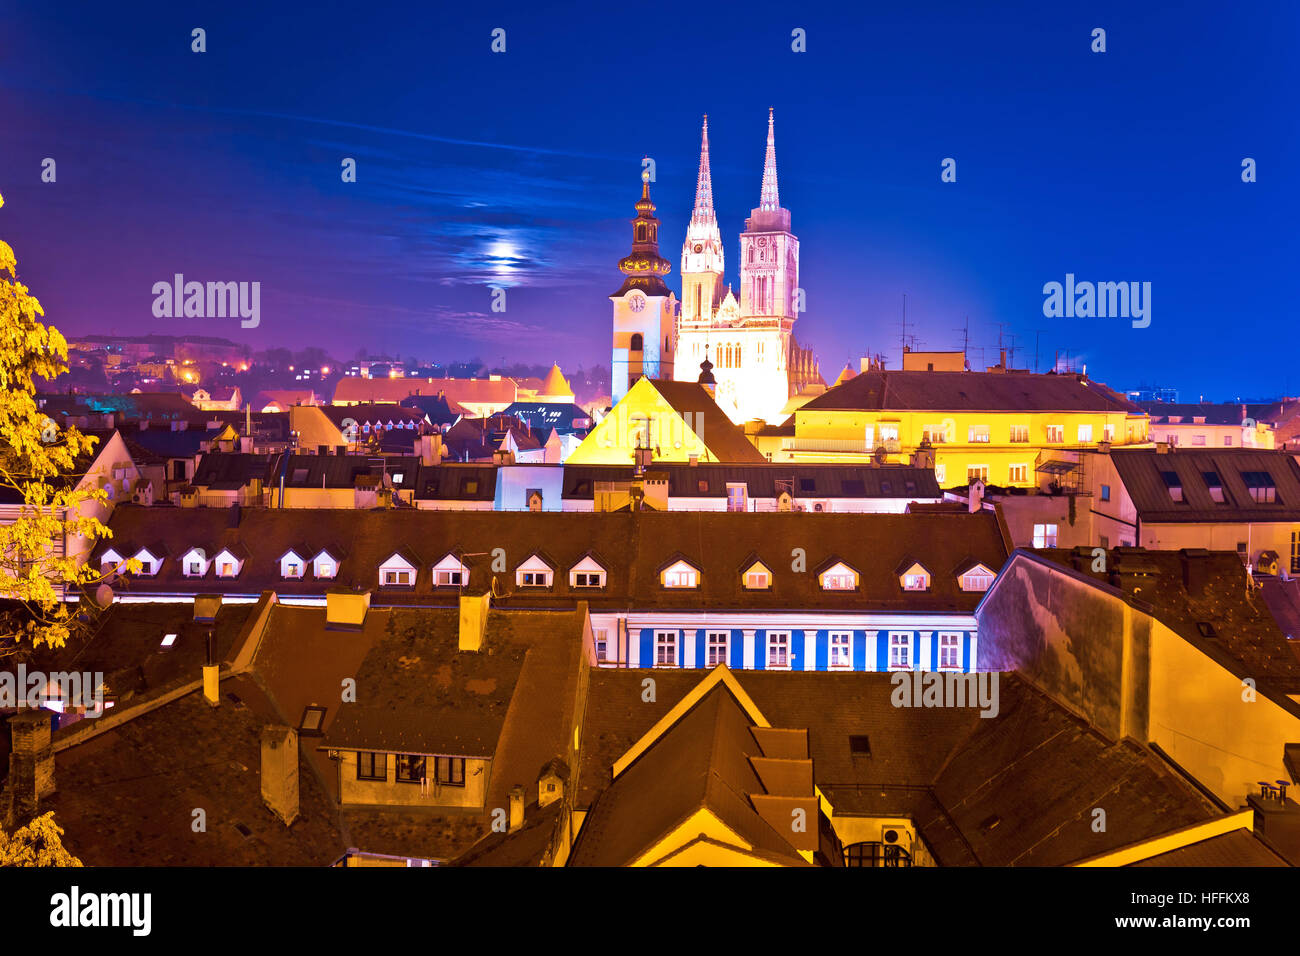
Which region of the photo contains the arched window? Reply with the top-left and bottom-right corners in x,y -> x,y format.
630,333 -> 643,352
735,346 -> 742,368
636,224 -> 646,242
694,286 -> 701,319
748,246 -> 755,264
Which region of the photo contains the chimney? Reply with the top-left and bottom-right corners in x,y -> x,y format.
459,591 -> 490,652
260,725 -> 300,827
537,760 -> 568,809
1179,548 -> 1211,597
326,589 -> 370,629
228,501 -> 241,528
509,784 -> 525,832
1156,441 -> 1170,454
968,478 -> 985,513
5,711 -> 55,829
195,594 -> 223,706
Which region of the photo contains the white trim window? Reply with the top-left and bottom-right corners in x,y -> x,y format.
314,552 -> 338,579
432,554 -> 469,587
133,549 -> 162,577
938,633 -> 962,671
1008,464 -> 1028,483
767,632 -> 791,669
959,565 -> 996,592
1009,424 -> 1029,443
743,566 -> 771,589
661,560 -> 699,589
182,548 -> 209,577
1046,424 -> 1064,443
829,631 -> 852,670
515,554 -> 553,588
570,556 -> 607,588
889,632 -> 912,670
1077,423 -> 1094,443
820,562 -> 857,591
654,631 -> 678,667
594,628 -> 608,662
1032,523 -> 1058,548
281,550 -> 305,579
899,562 -> 930,591
707,631 -> 729,667
213,549 -> 243,579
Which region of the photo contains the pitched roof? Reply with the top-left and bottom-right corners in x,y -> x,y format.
1106,447 -> 1300,522
561,463 -> 941,500
646,380 -> 767,462
801,370 -> 1145,414
575,669 -> 1221,867
332,376 -> 517,407
97,507 -> 1011,615
569,682 -> 810,866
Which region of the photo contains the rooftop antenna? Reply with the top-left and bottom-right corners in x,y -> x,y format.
900,294 -> 909,365
1033,330 -> 1047,374
953,316 -> 970,365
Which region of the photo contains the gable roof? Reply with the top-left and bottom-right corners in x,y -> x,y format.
801,370 -> 1144,415
646,380 -> 767,463
1106,447 -> 1300,522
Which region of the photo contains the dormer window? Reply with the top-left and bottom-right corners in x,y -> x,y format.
958,564 -> 996,592
1242,471 -> 1277,503
379,552 -> 418,588
820,562 -> 858,591
661,559 -> 699,589
432,553 -> 469,587
899,562 -> 931,591
1203,472 -> 1225,504
743,564 -> 771,590
515,554 -> 554,589
313,551 -> 339,579
213,548 -> 243,579
130,548 -> 162,576
570,556 -> 606,588
99,547 -> 125,575
181,547 -> 209,578
280,550 -> 306,579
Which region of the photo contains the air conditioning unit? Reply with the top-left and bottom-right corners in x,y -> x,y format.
810,500 -> 830,513
881,823 -> 915,854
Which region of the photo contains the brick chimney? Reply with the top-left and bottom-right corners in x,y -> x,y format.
1179,548 -> 1211,597
5,711 -> 55,829
260,725 -> 300,827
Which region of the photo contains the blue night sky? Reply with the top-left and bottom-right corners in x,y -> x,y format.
1,0 -> 1295,398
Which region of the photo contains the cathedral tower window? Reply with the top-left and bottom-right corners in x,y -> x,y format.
630,333 -> 643,352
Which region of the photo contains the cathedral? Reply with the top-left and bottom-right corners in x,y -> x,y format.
610,110 -> 821,424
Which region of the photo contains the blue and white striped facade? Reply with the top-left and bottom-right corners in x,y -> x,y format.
589,611 -> 978,673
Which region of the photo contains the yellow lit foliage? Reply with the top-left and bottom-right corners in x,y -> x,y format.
0,812 -> 83,867
0,192 -> 128,658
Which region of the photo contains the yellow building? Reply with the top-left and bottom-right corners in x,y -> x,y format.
768,369 -> 1149,489
567,377 -> 766,465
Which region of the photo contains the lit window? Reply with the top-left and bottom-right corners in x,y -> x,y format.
767,632 -> 790,668
969,425 -> 990,443
662,563 -> 698,588
655,631 -> 678,667
966,466 -> 988,482
959,569 -> 994,592
707,632 -> 729,667
938,633 -> 961,670
923,425 -> 946,444
160,633 -> 178,648
822,571 -> 856,591
889,633 -> 912,670
1008,464 -> 1028,483
1102,424 -> 1115,442
1009,425 -> 1029,443
829,632 -> 852,669
1046,425 -> 1064,443
594,629 -> 608,662
395,754 -> 427,783
934,463 -> 946,484
317,560 -> 336,578
1077,424 -> 1094,443
903,573 -> 929,591
1032,523 -> 1059,548
744,570 -> 769,589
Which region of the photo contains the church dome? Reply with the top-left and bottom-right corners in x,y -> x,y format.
698,352 -> 716,386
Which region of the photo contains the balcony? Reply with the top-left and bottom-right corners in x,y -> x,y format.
843,841 -> 913,867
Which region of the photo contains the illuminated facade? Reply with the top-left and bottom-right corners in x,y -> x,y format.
674,110 -> 819,425
610,171 -> 676,405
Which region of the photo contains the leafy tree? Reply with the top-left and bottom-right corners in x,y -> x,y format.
0,811 -> 83,867
0,192 -> 125,660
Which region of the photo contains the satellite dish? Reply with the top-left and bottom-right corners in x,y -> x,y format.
873,445 -> 888,464
94,583 -> 115,607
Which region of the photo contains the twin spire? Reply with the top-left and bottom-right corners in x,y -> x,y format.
690,108 -> 784,220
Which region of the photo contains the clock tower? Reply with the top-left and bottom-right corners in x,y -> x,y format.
611,168 -> 676,405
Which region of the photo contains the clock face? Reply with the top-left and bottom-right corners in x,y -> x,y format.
629,295 -> 645,312
757,237 -> 767,247
694,244 -> 702,253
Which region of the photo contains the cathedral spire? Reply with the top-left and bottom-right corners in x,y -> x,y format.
692,115 -> 716,225
759,107 -> 780,212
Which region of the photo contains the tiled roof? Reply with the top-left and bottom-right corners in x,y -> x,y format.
801,370 -> 1145,414
1107,447 -> 1300,522
647,379 -> 767,462
1028,548 -> 1300,691
1128,828 -> 1289,866
97,507 -> 1011,614
562,462 -> 941,500
332,376 -> 517,406
575,669 -> 1220,866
